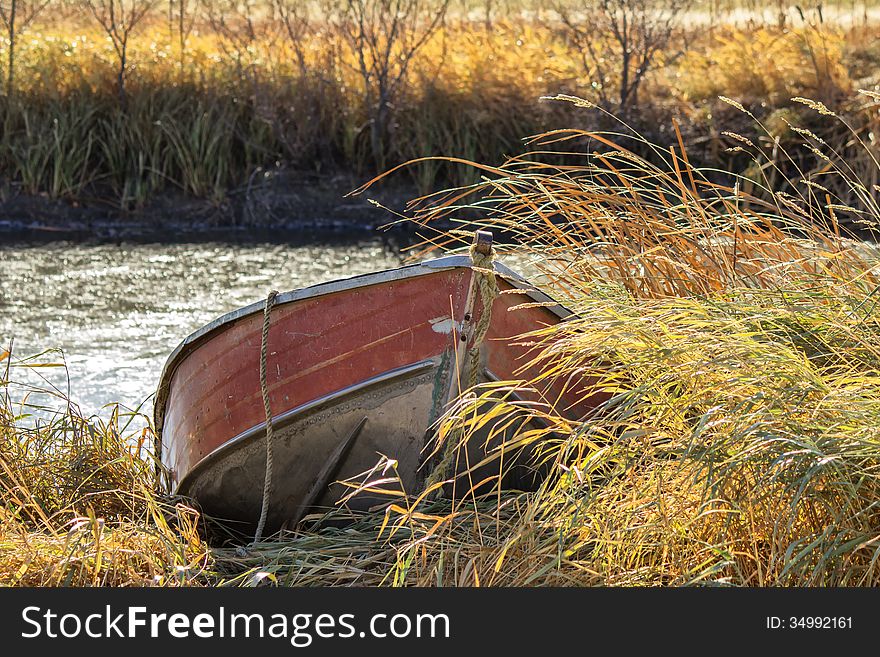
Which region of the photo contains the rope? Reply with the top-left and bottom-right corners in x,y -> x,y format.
466,242 -> 499,389
253,289 -> 278,544
425,241 -> 498,492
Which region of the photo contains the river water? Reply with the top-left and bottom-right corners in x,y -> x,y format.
0,231 -> 407,422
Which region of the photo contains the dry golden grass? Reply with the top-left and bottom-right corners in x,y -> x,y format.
0,354 -> 209,586
678,26 -> 852,106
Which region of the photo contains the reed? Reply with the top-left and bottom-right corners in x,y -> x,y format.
0,12 -> 569,207
0,3 -> 878,211
0,347 -> 208,586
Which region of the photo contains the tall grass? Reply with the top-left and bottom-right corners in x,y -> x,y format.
0,346 -> 208,586
0,5 -> 878,212
0,15 -> 571,208
319,97 -> 880,586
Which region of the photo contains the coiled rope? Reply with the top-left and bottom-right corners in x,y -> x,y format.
253,289 -> 278,544
425,239 -> 498,491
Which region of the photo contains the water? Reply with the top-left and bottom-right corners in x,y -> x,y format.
0,231 -> 406,421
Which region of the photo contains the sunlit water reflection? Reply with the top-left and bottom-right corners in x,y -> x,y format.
0,232 -> 406,421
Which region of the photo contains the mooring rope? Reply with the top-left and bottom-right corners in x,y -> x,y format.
425,240 -> 498,492
466,241 -> 499,389
253,289 -> 279,544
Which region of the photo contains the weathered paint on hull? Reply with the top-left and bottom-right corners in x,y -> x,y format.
155,256 -> 607,531
160,266 -> 470,493
184,362 -> 442,530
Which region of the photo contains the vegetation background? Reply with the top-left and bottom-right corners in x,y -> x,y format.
0,0 -> 878,225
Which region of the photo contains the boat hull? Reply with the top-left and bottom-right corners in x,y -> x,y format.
155,255 -> 606,531
183,360 -> 442,529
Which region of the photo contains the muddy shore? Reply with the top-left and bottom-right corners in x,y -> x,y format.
0,171 -> 425,240
4,171 -> 876,244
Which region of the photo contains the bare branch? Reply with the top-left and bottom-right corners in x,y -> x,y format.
82,0 -> 158,107
552,0 -> 691,115
326,0 -> 449,169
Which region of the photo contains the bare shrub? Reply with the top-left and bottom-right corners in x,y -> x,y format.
83,0 -> 158,107
325,0 -> 450,169
554,0 -> 691,116
201,0 -> 277,78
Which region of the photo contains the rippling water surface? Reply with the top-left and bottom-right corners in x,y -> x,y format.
0,232 -> 405,419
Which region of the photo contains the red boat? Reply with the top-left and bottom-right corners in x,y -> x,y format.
154,232 -> 605,532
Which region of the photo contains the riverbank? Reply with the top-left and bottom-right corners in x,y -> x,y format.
0,173 -> 421,238
4,234 -> 880,586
